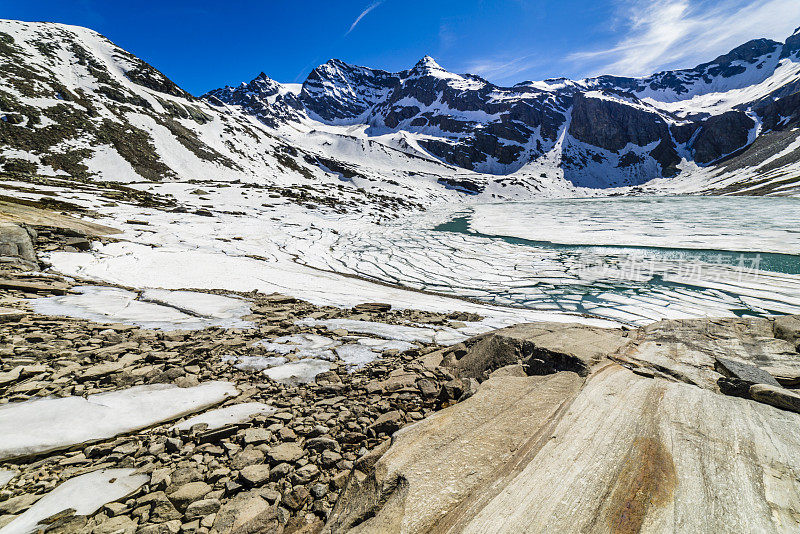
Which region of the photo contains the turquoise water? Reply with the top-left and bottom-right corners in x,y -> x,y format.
417,197 -> 800,323
434,215 -> 800,275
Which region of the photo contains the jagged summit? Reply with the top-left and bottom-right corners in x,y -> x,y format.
1,17 -> 799,197
412,55 -> 444,72
202,26 -> 800,190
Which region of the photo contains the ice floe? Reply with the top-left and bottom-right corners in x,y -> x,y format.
0,469 -> 148,534
0,382 -> 238,460
172,402 -> 275,431
31,286 -> 252,331
468,196 -> 800,254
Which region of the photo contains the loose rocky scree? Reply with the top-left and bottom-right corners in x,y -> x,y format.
0,223 -> 480,533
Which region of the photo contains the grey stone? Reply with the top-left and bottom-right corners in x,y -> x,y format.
292,464 -> 319,485
750,384 -> 800,414
232,449 -> 266,470
243,428 -> 271,445
0,223 -> 37,265
239,464 -> 271,486
211,492 -> 273,534
185,499 -> 222,520
267,442 -> 304,464
167,481 -> 211,511
715,356 -> 780,387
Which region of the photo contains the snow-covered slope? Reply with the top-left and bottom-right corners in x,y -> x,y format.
209,29 -> 800,195
1,18 -> 799,198
0,19 -> 487,216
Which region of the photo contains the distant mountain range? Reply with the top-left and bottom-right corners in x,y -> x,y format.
1,18 -> 799,197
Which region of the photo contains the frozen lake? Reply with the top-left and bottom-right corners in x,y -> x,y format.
310,196 -> 800,326
46,190 -> 800,328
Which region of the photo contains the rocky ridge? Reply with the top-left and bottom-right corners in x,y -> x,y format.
208,31 -> 800,192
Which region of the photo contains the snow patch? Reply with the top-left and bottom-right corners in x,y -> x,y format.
172,402 -> 275,431
0,382 -> 238,460
31,286 -> 252,331
0,469 -> 148,534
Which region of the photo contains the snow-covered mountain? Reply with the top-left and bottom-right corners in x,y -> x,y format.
208,29 -> 800,194
0,19 -> 487,217
1,17 -> 799,199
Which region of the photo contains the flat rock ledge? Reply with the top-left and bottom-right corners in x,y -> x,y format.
325,315 -> 800,533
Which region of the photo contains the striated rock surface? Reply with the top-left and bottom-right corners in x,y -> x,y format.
325,315 -> 800,533
325,373 -> 582,533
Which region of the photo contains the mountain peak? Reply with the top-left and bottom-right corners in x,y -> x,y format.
413,55 -> 443,72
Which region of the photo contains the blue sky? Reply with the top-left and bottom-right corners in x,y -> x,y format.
4,0 -> 800,95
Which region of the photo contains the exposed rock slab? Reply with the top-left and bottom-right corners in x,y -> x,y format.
324,372 -> 583,533
327,364 -> 800,533
618,317 -> 800,389
0,200 -> 120,237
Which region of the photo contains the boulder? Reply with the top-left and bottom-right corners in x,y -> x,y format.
445,322 -> 630,380
267,442 -> 304,464
211,492 -> 279,534
167,481 -> 211,511
239,464 -> 271,486
368,410 -> 402,435
714,356 -> 780,387
185,498 -> 221,520
0,223 -> 37,268
93,515 -> 138,534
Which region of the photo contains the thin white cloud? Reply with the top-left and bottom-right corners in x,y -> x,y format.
568,0 -> 800,78
345,1 -> 385,36
463,53 -> 545,83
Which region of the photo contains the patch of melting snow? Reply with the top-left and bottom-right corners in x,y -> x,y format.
221,355 -> 288,372
172,402 -> 276,432
31,286 -> 253,331
0,469 -> 16,489
254,334 -> 339,357
263,359 -> 333,383
355,338 -> 415,352
141,289 -> 252,322
0,382 -> 238,460
295,318 -> 468,345
225,333 -> 416,379
335,344 -> 380,369
0,469 -> 148,534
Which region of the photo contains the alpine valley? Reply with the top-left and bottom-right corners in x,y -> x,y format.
2,16 -> 800,534
2,19 -> 800,197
